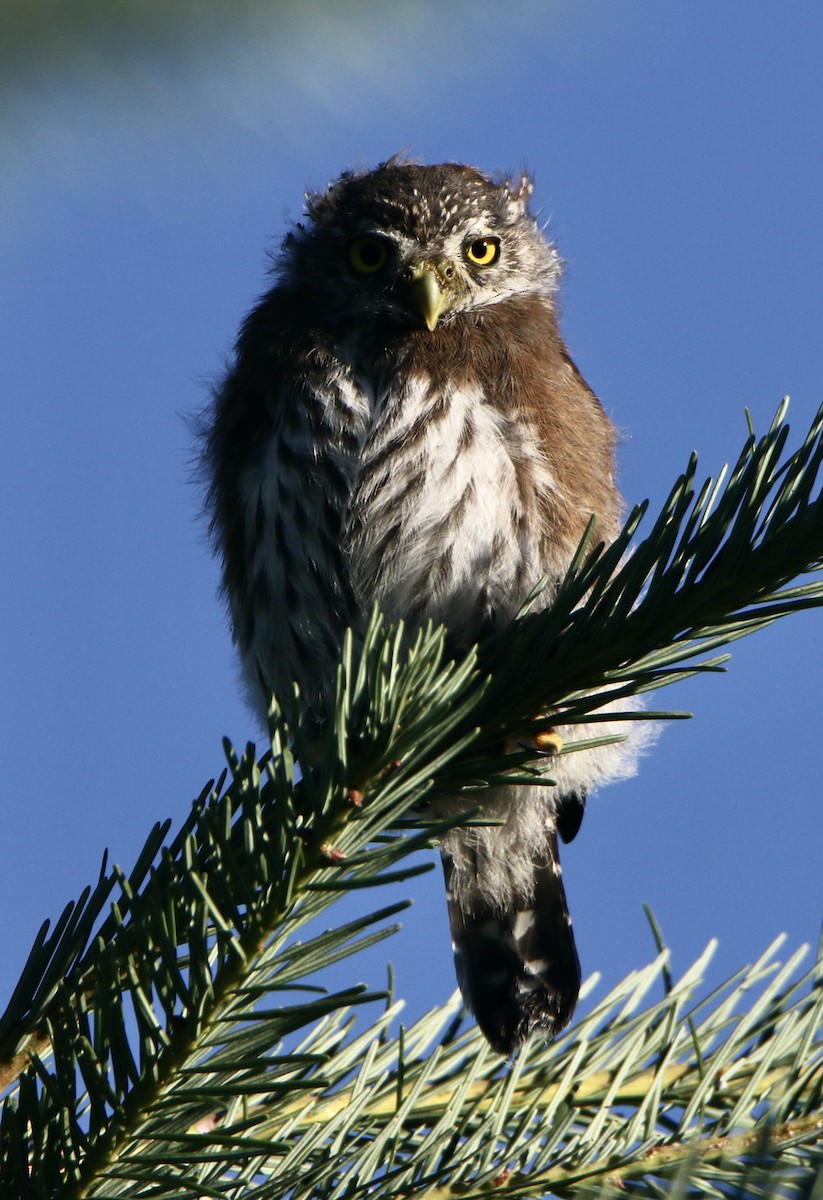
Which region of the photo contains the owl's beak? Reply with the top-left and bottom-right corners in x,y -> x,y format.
405,262 -> 455,331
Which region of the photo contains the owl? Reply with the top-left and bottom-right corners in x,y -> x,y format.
203,157 -> 637,1056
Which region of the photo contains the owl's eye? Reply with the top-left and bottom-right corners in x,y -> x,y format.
349,236 -> 390,275
464,237 -> 500,267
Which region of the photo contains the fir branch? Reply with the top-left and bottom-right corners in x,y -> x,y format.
0,620 -> 494,1198
472,397 -> 823,745
208,936 -> 822,1200
1,400 -> 823,1195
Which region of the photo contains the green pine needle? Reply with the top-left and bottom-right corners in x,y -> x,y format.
1,399 -> 823,1196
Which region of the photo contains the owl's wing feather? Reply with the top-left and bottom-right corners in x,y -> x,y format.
203,291 -> 372,725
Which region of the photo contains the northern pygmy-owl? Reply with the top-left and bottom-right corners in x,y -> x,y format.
204,158 -> 637,1056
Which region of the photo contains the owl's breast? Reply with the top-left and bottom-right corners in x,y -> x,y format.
342,371 -> 564,638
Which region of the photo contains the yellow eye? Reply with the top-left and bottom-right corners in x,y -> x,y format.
465,237 -> 500,266
349,236 -> 389,274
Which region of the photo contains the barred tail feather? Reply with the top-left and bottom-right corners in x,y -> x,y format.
442,832 -> 581,1057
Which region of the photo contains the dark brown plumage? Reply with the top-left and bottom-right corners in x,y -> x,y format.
203,158 -> 638,1055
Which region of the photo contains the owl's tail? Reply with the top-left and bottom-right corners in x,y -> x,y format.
442,830 -> 581,1057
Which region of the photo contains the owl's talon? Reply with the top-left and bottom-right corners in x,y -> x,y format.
503,726 -> 563,756
534,729 -> 563,755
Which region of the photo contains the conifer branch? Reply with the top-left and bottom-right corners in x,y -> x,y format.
1,399 -> 822,1195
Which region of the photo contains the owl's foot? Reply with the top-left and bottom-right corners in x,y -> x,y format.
505,724 -> 563,757
533,728 -> 563,755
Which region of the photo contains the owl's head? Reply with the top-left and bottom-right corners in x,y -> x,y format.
280,158 -> 560,330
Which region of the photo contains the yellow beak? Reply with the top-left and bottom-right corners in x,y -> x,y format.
405,263 -> 454,331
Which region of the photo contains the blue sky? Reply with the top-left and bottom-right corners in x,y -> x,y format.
2,1 -> 821,1039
